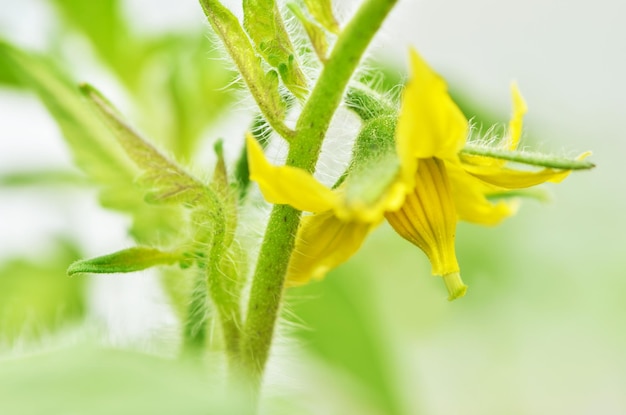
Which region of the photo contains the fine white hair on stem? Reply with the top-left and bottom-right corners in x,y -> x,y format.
314,106 -> 362,187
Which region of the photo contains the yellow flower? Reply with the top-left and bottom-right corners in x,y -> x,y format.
248,48 -> 578,300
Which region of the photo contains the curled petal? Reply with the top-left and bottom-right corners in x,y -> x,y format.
462,164 -> 572,189
446,162 -> 517,225
287,211 -> 378,285
507,82 -> 527,151
246,134 -> 338,212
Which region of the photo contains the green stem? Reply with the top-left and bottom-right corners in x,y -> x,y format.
239,0 -> 398,392
207,264 -> 242,364
182,268 -> 210,356
238,203 -> 299,383
292,0 -> 398,170
205,210 -> 242,365
199,0 -> 294,139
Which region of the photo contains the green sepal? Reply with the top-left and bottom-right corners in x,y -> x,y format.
461,144 -> 594,170
345,84 -> 397,121
288,3 -> 329,63
242,0 -> 308,98
303,0 -> 340,34
341,115 -> 400,206
198,0 -> 293,138
67,247 -> 185,276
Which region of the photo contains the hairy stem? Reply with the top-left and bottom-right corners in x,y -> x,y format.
205,209 -> 242,365
239,0 -> 398,393
182,268 -> 210,356
199,0 -> 294,139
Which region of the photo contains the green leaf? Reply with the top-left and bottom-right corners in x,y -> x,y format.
67,246 -> 184,276
81,85 -> 245,355
243,0 -> 307,97
81,86 -> 245,353
461,145 -> 595,170
0,41 -> 184,245
80,83 -> 211,207
198,0 -> 294,139
289,265 -> 404,415
288,3 -> 330,63
303,0 -> 340,34
0,42 -> 135,184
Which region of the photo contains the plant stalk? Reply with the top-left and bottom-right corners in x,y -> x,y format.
182,268 -> 210,356
238,0 -> 398,394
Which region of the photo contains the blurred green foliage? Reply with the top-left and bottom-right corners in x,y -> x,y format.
0,170 -> 88,187
2,0 -> 236,161
0,347 -> 246,414
291,263 -> 406,415
0,42 -> 188,246
0,240 -> 85,344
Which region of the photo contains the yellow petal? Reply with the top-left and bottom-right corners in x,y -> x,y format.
246,134 -> 338,212
396,49 -> 468,184
386,158 -> 459,274
462,163 -> 571,189
385,158 -> 467,299
446,162 -> 517,225
336,173 -> 407,223
507,82 -> 527,151
286,211 -> 378,285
